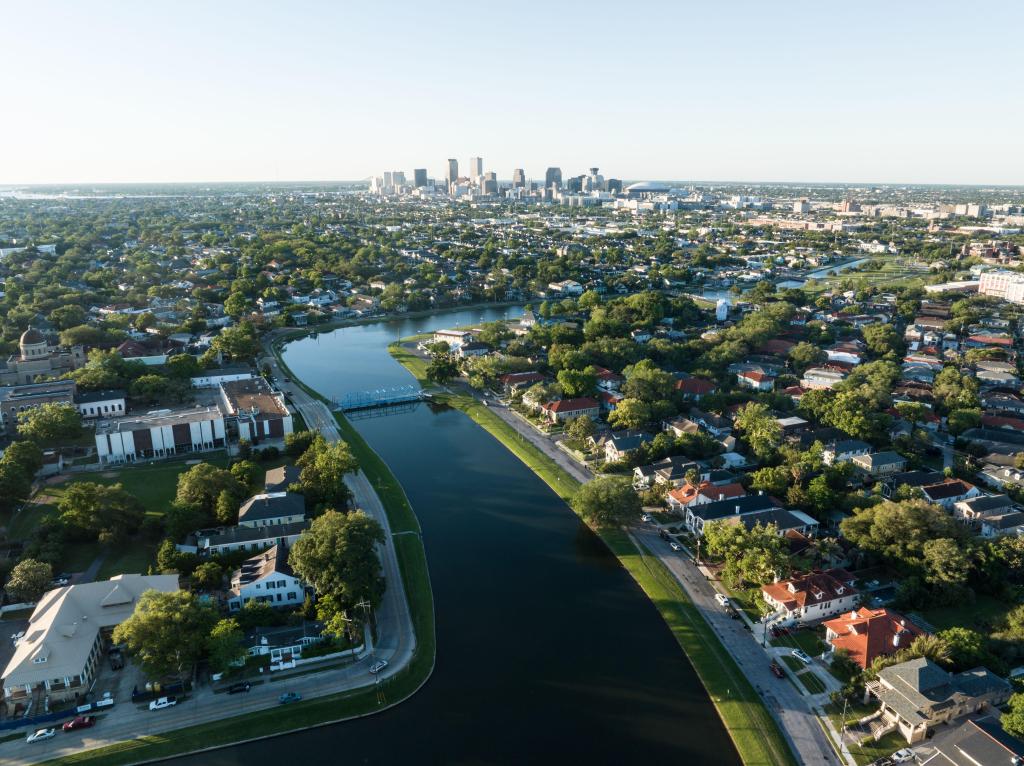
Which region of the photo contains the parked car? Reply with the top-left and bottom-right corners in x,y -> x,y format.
369,660 -> 388,674
669,542 -> 682,552
714,593 -> 730,608
149,696 -> 177,711
891,749 -> 915,763
769,662 -> 785,679
11,631 -> 25,645
63,716 -> 95,731
791,649 -> 812,665
640,514 -> 652,522
50,576 -> 70,587
279,692 -> 302,705
227,682 -> 251,694
26,728 -> 56,743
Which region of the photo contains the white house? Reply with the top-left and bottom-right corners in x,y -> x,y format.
238,492 -> 306,528
75,389 -> 126,420
761,569 -> 860,626
822,439 -> 871,466
228,545 -> 307,612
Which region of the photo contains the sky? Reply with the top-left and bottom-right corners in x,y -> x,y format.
2,0 -> 1023,186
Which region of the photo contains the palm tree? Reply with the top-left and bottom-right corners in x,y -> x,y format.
906,634 -> 951,667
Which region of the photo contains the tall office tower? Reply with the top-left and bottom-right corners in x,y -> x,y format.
512,168 -> 525,188
607,178 -> 622,194
414,168 -> 428,187
469,156 -> 483,180
566,175 -> 583,193
545,167 -> 562,189
392,171 -> 406,187
482,172 -> 498,195
447,159 -> 459,185
383,171 -> 394,189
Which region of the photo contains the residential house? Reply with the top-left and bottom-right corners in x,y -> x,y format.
683,494 -> 779,536
2,574 -> 179,713
667,481 -> 746,511
674,377 -> 717,401
919,479 -> 980,510
632,456 -> 701,489
823,607 -> 926,669
868,657 -> 1011,744
761,568 -> 859,625
662,416 -> 700,438
979,512 -> 1024,538
539,397 -> 599,424
604,431 -> 654,462
179,520 -> 310,556
456,341 -> 491,358
238,492 -> 306,528
499,371 -> 546,394
981,465 -> 1024,490
851,451 -> 908,477
801,366 -> 848,390
929,717 -> 1024,766
737,370 -> 774,391
227,544 -> 307,612
822,439 -> 871,466
690,409 -> 733,438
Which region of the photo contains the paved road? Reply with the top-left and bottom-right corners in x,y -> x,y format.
1,348 -> 422,765
633,526 -> 852,766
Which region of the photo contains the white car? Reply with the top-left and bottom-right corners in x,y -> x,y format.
669,542 -> 682,552
640,514 -> 652,522
148,696 -> 177,711
11,631 -> 25,644
791,649 -> 813,665
369,660 -> 388,674
891,749 -> 915,763
26,728 -> 56,743
714,593 -> 730,607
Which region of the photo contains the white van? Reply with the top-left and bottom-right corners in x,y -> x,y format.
714,593 -> 730,608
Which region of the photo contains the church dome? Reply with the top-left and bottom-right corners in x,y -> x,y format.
20,326 -> 46,345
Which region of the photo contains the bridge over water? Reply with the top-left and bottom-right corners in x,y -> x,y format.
334,385 -> 426,413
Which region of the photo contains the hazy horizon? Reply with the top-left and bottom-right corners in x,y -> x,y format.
3,0 -> 1022,186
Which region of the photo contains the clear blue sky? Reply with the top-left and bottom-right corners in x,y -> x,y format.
2,0 -> 1022,185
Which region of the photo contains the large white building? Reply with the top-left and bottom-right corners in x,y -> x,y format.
979,270 -> 1024,303
95,406 -> 226,464
218,378 -> 293,442
2,574 -> 179,712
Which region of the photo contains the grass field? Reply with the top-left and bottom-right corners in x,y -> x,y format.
8,453 -> 233,577
797,670 -> 826,695
388,341 -> 797,766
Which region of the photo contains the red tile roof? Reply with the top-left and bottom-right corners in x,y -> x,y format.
541,397 -> 599,413
761,569 -> 857,612
675,377 -> 717,396
823,607 -> 926,668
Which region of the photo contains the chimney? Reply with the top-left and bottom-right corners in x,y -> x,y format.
719,493 -> 724,501
735,505 -> 741,514
893,633 -> 900,648
758,489 -> 764,496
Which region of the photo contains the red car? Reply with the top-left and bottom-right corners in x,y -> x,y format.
769,662 -> 785,679
63,716 -> 95,731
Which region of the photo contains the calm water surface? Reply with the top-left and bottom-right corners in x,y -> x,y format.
175,307 -> 740,765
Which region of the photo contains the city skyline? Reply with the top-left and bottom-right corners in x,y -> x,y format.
3,1 -> 1024,185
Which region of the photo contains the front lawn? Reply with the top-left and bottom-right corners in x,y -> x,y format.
771,625 -> 827,657
847,730 -> 907,766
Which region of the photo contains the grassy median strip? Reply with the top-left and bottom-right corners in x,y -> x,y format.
388,343 -> 797,766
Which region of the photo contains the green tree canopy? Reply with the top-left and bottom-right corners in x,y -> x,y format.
570,477 -> 641,528
113,590 -> 218,679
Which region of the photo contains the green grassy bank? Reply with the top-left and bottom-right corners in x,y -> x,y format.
388,341 -> 797,766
